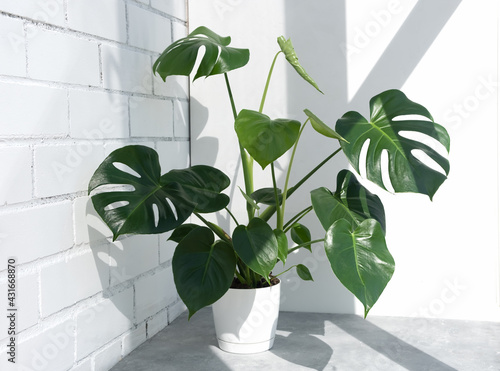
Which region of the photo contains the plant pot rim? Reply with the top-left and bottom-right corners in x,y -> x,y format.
228,278 -> 281,291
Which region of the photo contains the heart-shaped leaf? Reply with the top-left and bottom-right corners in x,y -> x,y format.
274,229 -> 288,265
304,109 -> 346,141
311,170 -> 385,233
232,218 -> 278,282
88,145 -> 196,240
235,109 -> 301,169
172,226 -> 236,318
296,264 -> 314,281
290,223 -> 312,252
168,223 -> 200,243
153,26 -> 249,81
325,218 -> 394,318
336,89 -> 450,199
162,165 -> 230,213
277,36 -> 322,93
251,188 -> 282,205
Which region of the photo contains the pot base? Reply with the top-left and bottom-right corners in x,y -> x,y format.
216,337 -> 275,354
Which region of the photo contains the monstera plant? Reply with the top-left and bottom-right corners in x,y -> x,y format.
88,26 -> 450,319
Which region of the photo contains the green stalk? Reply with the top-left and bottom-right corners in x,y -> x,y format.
259,51 -> 282,113
283,205 -> 313,232
224,73 -> 254,221
288,238 -> 324,254
259,147 -> 343,222
225,207 -> 240,226
280,120 -> 307,228
194,212 -> 232,244
271,163 -> 283,230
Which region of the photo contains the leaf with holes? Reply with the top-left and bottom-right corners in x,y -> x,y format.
311,170 -> 385,233
325,218 -> 394,318
172,226 -> 236,319
88,145 -> 229,240
161,165 -> 230,213
235,109 -> 301,169
336,89 -> 450,199
153,26 -> 249,81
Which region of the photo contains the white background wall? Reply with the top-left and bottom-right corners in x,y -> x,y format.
189,0 -> 500,322
0,1 -> 188,370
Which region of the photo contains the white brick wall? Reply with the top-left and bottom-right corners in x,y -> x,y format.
0,1 -> 189,370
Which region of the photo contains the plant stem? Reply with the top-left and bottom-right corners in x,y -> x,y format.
259,147 -> 343,222
259,51 -> 282,113
288,238 -> 324,254
225,207 -> 240,226
280,120 -> 307,228
283,205 -> 313,232
273,264 -> 298,278
224,73 -> 254,221
194,212 -> 232,244
271,163 -> 283,230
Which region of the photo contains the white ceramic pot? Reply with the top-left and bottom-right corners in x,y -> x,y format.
212,281 -> 281,354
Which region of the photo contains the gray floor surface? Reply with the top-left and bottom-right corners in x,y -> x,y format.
111,308 -> 500,371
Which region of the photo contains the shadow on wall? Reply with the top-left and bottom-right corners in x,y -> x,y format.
275,0 -> 461,313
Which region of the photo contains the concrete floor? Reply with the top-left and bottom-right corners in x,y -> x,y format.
111,308 -> 500,371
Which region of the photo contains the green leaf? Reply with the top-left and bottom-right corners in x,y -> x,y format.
162,165 -> 230,213
296,264 -> 314,281
172,227 -> 236,319
336,89 -> 450,199
311,170 -> 385,233
88,145 -> 197,240
232,218 -> 278,282
251,188 -> 282,205
290,223 -> 312,252
304,109 -> 346,141
235,109 -> 301,169
168,223 -> 200,243
153,26 -> 249,81
239,186 -> 260,210
274,229 -> 288,265
277,36 -> 322,93
325,218 -> 394,317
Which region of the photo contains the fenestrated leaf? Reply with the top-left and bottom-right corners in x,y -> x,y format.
153,26 -> 249,81
274,229 -> 288,265
232,218 -> 278,282
88,145 -> 196,240
311,170 -> 385,233
235,109 -> 301,169
162,165 -> 230,213
336,89 -> 450,199
334,170 -> 386,233
296,264 -> 314,281
277,36 -> 322,93
168,223 -> 200,243
290,223 -> 312,252
251,188 -> 282,205
325,218 -> 394,318
304,109 -> 346,141
172,226 -> 236,319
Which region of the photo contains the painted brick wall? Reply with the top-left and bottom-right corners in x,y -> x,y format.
0,1 -> 189,370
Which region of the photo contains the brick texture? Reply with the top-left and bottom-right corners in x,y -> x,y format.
0,1 -> 188,369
